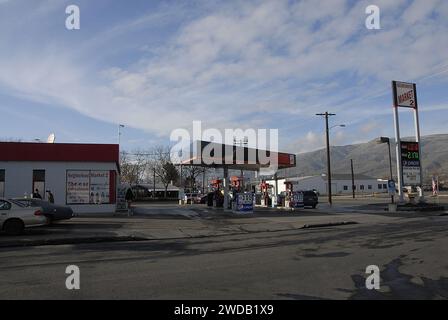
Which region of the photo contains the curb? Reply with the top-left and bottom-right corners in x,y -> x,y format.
302,221 -> 358,229
0,235 -> 147,249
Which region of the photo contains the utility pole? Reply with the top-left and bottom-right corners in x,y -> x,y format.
378,137 -> 395,204
202,169 -> 206,194
351,159 -> 355,199
316,112 -> 336,206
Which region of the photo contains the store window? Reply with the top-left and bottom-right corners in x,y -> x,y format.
383,184 -> 387,189
378,184 -> 382,189
343,186 -> 348,191
32,170 -> 45,199
368,185 -> 372,190
0,169 -> 5,198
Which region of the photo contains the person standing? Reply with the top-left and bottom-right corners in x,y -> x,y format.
46,190 -> 55,204
33,189 -> 42,199
125,188 -> 135,216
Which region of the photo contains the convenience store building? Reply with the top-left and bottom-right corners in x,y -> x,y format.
0,142 -> 119,214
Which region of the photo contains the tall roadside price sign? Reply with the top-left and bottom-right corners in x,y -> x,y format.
392,81 -> 424,202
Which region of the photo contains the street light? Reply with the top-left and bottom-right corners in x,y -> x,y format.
118,124 -> 125,146
377,136 -> 394,204
330,124 -> 346,130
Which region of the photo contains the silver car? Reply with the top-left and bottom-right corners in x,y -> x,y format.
0,198 -> 48,235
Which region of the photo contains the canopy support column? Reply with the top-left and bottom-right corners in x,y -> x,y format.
223,166 -> 229,210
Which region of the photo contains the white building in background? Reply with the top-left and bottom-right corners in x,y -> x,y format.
265,174 -> 389,196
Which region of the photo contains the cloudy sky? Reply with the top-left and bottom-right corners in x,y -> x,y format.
0,0 -> 447,153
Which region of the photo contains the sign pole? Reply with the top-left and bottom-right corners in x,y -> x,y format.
412,83 -> 424,200
392,81 -> 404,203
393,106 -> 404,203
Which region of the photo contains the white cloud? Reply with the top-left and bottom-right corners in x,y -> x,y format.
0,0 -> 447,146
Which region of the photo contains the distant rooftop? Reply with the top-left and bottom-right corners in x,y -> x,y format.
329,174 -> 377,180
282,173 -> 380,182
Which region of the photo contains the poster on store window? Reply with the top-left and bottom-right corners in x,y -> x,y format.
66,171 -> 90,204
90,171 -> 110,204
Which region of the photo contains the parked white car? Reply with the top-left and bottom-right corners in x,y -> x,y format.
0,198 -> 48,235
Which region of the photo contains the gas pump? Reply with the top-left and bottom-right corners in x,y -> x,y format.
211,179 -> 222,190
211,179 -> 224,208
260,181 -> 273,207
230,176 -> 243,193
284,181 -> 294,208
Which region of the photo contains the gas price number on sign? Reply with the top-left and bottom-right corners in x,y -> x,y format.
401,141 -> 421,186
236,193 -> 254,212
401,142 -> 420,167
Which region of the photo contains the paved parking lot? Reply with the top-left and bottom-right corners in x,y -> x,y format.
1,209 -> 447,299
1,202 -> 447,299
1,201 -> 434,247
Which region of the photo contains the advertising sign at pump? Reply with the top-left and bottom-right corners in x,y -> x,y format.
387,180 -> 396,196
401,141 -> 421,185
235,193 -> 254,213
290,191 -> 304,209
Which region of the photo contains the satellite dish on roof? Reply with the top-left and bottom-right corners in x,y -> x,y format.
47,133 -> 56,144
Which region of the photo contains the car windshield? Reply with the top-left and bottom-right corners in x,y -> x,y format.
8,199 -> 27,207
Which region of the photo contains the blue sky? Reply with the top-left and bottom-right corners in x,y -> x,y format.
0,0 -> 447,153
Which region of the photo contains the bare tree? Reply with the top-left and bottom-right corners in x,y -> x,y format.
182,166 -> 209,192
119,150 -> 149,186
150,146 -> 179,198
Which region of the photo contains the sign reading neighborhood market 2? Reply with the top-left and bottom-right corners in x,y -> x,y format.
66,170 -> 110,205
400,141 -> 421,186
392,81 -> 417,108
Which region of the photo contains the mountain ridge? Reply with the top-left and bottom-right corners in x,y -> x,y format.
280,134 -> 448,184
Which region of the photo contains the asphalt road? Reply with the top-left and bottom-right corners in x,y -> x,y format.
1,213 -> 447,300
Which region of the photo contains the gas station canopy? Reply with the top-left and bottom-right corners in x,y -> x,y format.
180,140 -> 296,171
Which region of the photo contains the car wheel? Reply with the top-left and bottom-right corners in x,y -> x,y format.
3,219 -> 25,235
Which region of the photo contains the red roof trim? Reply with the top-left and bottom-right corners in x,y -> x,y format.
0,142 -> 119,169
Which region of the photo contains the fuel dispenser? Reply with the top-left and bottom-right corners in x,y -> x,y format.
260,181 -> 273,207
230,176 -> 243,192
211,179 -> 224,208
284,181 -> 294,208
